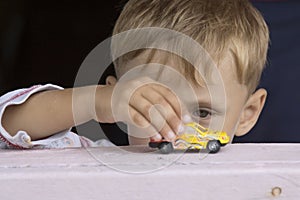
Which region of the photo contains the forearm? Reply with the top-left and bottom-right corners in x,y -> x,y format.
2,86 -> 99,140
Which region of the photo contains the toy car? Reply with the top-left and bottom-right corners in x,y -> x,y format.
149,122 -> 230,154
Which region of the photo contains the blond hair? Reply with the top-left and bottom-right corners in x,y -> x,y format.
112,0 -> 269,93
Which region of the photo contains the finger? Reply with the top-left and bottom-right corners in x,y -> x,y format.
128,106 -> 150,128
157,121 -> 176,141
151,84 -> 183,118
151,84 -> 192,124
147,84 -> 192,132
130,94 -> 176,141
147,104 -> 176,141
141,89 -> 183,134
128,106 -> 158,139
150,133 -> 162,141
129,95 -> 165,132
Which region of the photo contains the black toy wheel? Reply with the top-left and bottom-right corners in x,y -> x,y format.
207,140 -> 221,153
158,142 -> 174,154
149,141 -> 160,148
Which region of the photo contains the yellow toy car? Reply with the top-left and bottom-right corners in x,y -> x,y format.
149,122 -> 230,154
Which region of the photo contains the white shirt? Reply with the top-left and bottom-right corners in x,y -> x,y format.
0,84 -> 113,149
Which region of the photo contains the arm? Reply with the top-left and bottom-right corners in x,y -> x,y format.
2,77 -> 188,142
2,85 -> 107,141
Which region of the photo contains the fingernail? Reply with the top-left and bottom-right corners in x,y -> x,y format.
152,134 -> 162,141
183,115 -> 192,123
178,123 -> 184,133
167,131 -> 176,141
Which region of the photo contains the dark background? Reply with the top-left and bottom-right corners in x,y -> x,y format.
0,0 -> 299,144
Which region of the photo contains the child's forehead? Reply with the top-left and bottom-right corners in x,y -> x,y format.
120,49 -> 240,88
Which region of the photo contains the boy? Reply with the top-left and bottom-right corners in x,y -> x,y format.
0,0 -> 269,149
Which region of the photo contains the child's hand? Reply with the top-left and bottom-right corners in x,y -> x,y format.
95,77 -> 189,142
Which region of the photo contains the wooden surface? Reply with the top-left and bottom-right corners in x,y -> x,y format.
0,144 -> 300,200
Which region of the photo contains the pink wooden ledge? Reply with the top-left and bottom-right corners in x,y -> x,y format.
0,143 -> 300,200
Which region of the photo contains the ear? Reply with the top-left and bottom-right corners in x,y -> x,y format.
105,75 -> 117,86
235,88 -> 267,137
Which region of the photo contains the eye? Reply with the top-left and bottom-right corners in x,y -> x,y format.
192,109 -> 211,119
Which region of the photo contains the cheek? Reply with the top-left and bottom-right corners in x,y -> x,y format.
222,84 -> 248,137
222,102 -> 245,137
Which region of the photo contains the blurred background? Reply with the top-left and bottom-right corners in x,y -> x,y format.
0,0 -> 299,144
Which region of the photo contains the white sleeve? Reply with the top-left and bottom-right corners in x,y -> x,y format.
0,84 -> 83,149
